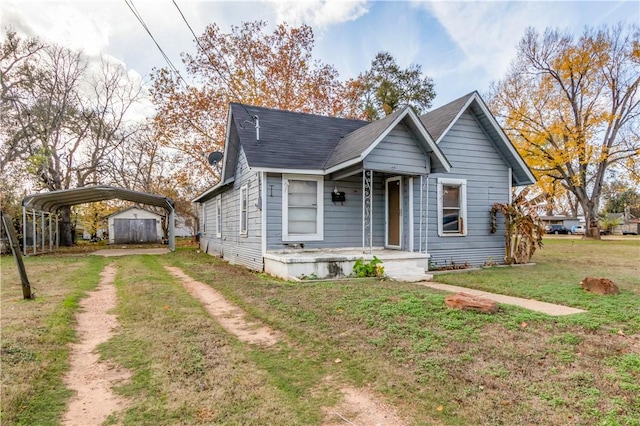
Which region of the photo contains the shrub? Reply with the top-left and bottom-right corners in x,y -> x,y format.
353,256 -> 384,278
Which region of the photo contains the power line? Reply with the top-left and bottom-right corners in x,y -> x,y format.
124,0 -> 186,89
123,0 -> 216,141
171,0 -> 256,122
124,0 -> 259,173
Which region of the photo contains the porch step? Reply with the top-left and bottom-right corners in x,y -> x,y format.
383,263 -> 433,283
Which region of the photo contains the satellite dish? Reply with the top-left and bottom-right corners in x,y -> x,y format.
207,151 -> 223,166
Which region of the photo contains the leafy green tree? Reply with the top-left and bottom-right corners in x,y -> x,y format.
344,51 -> 436,121
603,185 -> 640,217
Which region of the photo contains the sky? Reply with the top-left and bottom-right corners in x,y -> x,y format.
2,0 -> 639,110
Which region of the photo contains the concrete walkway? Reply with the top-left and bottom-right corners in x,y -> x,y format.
418,282 -> 587,316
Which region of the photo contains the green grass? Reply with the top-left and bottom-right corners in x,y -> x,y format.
1,238 -> 638,425
99,255 -> 320,425
161,239 -> 639,425
1,254 -> 106,426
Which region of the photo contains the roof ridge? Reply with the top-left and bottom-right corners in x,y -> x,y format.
230,102 -> 368,124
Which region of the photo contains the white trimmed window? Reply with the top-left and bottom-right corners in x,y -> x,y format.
216,196 -> 222,238
282,174 -> 324,241
239,184 -> 248,235
437,178 -> 467,236
202,203 -> 207,234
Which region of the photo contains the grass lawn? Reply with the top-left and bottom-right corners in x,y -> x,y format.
1,237 -> 638,425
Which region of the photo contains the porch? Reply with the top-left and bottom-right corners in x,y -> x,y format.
263,248 -> 433,282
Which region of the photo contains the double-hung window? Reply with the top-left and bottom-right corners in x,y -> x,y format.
437,178 -> 467,236
239,185 -> 248,235
216,196 -> 222,237
282,174 -> 323,241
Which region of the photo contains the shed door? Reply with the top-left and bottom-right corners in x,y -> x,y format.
114,219 -> 157,244
385,177 -> 402,248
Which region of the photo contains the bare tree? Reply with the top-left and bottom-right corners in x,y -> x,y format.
1,30 -> 143,245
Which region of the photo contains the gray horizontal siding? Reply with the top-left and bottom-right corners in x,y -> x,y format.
266,173 -> 385,250
427,110 -> 509,265
429,246 -> 506,269
200,148 -> 263,271
363,125 -> 429,175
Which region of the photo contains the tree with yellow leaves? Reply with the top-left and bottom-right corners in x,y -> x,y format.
490,24 -> 639,238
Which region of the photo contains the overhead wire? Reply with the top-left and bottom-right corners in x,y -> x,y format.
124,0 -> 258,182
123,0 -> 216,142
171,0 -> 257,122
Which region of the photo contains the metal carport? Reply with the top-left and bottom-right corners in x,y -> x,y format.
22,185 -> 176,252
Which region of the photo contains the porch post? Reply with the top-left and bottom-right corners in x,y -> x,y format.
409,177 -> 414,252
420,175 -> 428,253
362,169 -> 373,254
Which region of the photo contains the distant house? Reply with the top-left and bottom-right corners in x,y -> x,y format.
540,215 -> 581,230
107,206 -> 163,244
193,92 -> 535,281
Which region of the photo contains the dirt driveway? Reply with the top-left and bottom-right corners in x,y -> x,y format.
63,263 -> 407,425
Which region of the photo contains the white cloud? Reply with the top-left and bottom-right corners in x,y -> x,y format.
420,2 -> 554,77
268,0 -> 370,28
3,1 -> 111,56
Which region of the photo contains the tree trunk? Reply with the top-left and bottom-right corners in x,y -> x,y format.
58,206 -> 74,246
584,204 -> 601,240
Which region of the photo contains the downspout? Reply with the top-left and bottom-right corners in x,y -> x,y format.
261,172 -> 267,262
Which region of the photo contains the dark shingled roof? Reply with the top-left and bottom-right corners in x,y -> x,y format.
230,103 -> 368,170
420,92 -> 475,141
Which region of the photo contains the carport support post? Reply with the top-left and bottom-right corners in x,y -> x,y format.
169,207 -> 175,251
32,209 -> 36,255
56,214 -> 59,250
22,206 -> 27,256
41,211 -> 45,252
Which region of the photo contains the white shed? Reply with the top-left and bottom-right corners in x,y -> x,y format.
107,206 -> 164,244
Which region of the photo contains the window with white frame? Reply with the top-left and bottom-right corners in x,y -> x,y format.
202,203 -> 207,234
239,184 -> 248,235
216,196 -> 222,237
282,175 -> 323,241
437,178 -> 467,236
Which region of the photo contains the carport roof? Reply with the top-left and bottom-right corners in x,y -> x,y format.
22,185 -> 174,213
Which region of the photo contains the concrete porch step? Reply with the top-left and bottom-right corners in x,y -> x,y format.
383,263 -> 433,283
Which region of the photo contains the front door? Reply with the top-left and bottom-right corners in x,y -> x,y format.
385,177 -> 402,248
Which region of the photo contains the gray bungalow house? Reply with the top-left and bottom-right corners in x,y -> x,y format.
194,92 -> 535,281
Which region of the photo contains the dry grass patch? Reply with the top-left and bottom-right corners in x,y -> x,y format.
1,254 -> 106,426
100,255 -> 330,425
